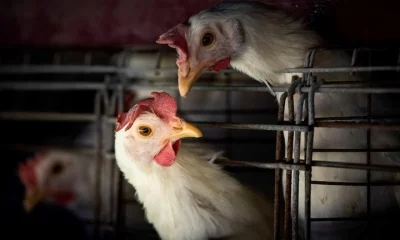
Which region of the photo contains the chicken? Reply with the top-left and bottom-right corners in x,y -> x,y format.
156,1 -> 400,239
17,91 -> 139,233
114,91 -> 274,240
18,149 -> 115,225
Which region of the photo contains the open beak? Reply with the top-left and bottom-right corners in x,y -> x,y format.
23,187 -> 46,213
162,120 -> 203,145
178,60 -> 214,97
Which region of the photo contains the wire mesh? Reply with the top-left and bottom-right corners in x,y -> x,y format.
1,47 -> 400,240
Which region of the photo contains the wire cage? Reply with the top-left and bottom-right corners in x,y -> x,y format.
1,46 -> 400,240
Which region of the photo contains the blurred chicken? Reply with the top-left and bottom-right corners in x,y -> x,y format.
114,91 -> 273,240
18,149 -> 110,221
17,91 -> 138,232
156,1 -> 400,239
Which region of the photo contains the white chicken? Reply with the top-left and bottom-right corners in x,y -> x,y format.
156,1 -> 400,239
16,91 -> 143,235
18,148 -> 115,226
114,91 -> 274,240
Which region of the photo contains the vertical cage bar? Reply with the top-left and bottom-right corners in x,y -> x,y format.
366,51 -> 373,239
274,92 -> 287,240
115,52 -> 128,240
108,89 -> 119,226
292,92 -> 307,240
93,90 -> 104,239
226,73 -> 233,157
284,78 -> 300,240
304,78 -> 321,240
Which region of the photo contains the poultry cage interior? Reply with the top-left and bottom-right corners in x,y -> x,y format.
0,46 -> 278,239
2,1 -> 400,240
2,45 -> 400,240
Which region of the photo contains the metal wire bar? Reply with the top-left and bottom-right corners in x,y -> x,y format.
93,90 -> 103,239
284,79 -> 300,240
0,64 -> 236,75
310,217 -> 367,222
315,116 -> 400,122
5,111 -> 400,132
311,161 -> 400,172
304,79 -> 322,240
274,92 -> 287,240
0,111 -> 95,121
1,64 -> 399,75
311,181 -> 400,186
314,121 -> 400,130
292,91 -> 307,240
3,81 -> 400,94
279,66 -> 400,73
195,158 -> 400,172
366,72 -> 372,238
115,57 -> 128,240
313,148 -> 400,152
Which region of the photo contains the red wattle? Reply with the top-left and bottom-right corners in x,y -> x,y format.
153,140 -> 181,167
211,57 -> 231,72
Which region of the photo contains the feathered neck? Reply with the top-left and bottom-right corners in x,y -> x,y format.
230,14 -> 321,86
190,2 -> 322,86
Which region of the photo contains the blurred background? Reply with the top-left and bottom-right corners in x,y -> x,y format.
1,0 -> 400,239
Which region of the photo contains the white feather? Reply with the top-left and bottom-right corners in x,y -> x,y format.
114,112 -> 274,240
186,1 -> 400,239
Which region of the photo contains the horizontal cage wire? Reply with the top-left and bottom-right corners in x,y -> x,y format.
1,46 -> 400,240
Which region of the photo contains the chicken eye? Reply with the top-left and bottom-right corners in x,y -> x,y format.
138,125 -> 153,137
202,33 -> 214,47
51,162 -> 64,175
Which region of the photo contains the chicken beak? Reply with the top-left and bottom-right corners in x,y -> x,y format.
23,187 -> 46,213
178,60 -> 212,97
163,120 -> 203,145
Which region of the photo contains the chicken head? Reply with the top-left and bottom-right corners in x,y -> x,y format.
18,150 -> 81,212
114,91 -> 202,169
156,15 -> 242,97
156,1 -> 320,97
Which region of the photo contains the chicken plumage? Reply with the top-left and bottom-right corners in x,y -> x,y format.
114,91 -> 274,240
18,149 -> 115,225
17,91 -> 139,235
156,1 -> 400,239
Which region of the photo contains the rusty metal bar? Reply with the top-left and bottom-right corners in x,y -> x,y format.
284,79 -> 300,240
274,92 -> 287,240
304,79 -> 322,240
292,92 -> 307,240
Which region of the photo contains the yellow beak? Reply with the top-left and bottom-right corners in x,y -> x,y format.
23,187 -> 46,212
178,60 -> 212,97
162,120 -> 203,145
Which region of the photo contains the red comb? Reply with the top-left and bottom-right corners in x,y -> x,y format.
156,23 -> 189,64
18,151 -> 47,188
115,92 -> 178,132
